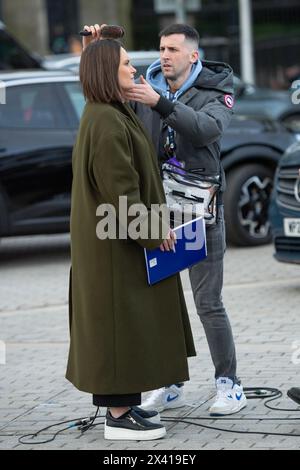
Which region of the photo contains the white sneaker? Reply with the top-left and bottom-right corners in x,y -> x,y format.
209,377 -> 247,416
140,385 -> 185,412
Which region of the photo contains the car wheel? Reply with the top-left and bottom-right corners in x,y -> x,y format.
224,163 -> 274,246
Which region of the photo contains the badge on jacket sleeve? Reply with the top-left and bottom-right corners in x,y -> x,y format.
224,94 -> 234,108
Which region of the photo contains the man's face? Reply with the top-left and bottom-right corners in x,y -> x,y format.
159,34 -> 198,82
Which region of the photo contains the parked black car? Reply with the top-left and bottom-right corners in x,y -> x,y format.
221,115 -> 297,246
234,76 -> 300,133
269,141 -> 300,263
0,71 -> 297,246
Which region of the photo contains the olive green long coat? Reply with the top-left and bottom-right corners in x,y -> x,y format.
66,101 -> 196,395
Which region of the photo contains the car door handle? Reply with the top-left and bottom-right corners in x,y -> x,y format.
0,148 -> 6,152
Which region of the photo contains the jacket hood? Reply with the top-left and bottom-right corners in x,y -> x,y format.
195,60 -> 234,94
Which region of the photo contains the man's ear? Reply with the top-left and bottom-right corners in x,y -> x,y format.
190,49 -> 199,64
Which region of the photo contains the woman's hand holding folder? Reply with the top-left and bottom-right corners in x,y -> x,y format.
159,229 -> 177,253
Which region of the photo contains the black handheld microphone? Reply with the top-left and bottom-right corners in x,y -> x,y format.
79,25 -> 125,39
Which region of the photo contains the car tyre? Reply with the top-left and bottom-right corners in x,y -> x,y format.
224,163 -> 274,246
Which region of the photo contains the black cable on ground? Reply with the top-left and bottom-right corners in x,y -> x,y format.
78,406 -> 100,435
18,411 -> 100,445
160,417 -> 300,438
17,386 -> 300,445
244,386 -> 281,400
18,425 -> 74,445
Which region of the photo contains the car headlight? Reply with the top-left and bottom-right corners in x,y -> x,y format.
285,141 -> 300,155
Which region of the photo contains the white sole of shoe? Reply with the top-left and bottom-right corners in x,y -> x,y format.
104,423 -> 166,441
209,398 -> 247,416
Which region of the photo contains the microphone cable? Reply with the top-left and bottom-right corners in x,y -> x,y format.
18,407 -> 100,445
17,386 -> 300,445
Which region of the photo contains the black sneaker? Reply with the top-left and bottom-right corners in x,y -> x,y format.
132,406 -> 161,423
287,387 -> 300,405
104,408 -> 166,441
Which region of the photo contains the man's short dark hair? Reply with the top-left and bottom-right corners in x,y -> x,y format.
159,23 -> 200,47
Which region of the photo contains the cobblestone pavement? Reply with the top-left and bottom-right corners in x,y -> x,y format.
0,235 -> 300,450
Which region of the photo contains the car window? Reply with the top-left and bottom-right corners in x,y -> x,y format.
0,83 -> 65,129
63,82 -> 85,120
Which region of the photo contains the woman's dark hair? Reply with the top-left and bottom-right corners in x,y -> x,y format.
80,39 -> 123,103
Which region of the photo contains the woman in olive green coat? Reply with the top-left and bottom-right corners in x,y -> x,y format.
66,38 -> 195,440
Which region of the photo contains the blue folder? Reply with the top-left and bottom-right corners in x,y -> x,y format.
144,216 -> 207,285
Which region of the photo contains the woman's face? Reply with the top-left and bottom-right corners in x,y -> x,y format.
118,48 -> 136,93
